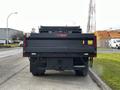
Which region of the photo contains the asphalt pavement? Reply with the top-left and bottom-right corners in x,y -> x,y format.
0,47 -> 22,59
0,48 -> 101,90
0,47 -> 20,51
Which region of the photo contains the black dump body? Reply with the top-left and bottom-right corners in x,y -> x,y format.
39,26 -> 82,33
24,26 -> 96,57
23,26 -> 97,76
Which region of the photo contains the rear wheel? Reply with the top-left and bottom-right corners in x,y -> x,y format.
32,72 -> 39,76
74,57 -> 89,76
75,68 -> 88,76
31,69 -> 45,76
30,57 -> 46,76
116,46 -> 120,49
75,70 -> 82,76
38,70 -> 45,76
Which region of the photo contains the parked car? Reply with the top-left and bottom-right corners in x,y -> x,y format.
8,40 -> 14,44
108,39 -> 120,49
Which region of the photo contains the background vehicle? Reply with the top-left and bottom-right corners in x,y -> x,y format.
108,39 -> 120,49
0,40 -> 6,45
19,41 -> 23,47
23,26 -> 97,76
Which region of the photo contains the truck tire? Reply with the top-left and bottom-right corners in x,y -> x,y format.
31,65 -> 45,76
75,68 -> 88,76
75,70 -> 82,76
32,72 -> 39,76
32,70 -> 45,76
74,57 -> 89,76
30,57 -> 45,76
117,46 -> 120,49
38,70 -> 45,76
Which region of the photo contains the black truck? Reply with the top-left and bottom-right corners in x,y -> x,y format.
23,26 -> 97,76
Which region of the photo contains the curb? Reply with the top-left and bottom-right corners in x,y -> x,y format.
89,68 -> 112,90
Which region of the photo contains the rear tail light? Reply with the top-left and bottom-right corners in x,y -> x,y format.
83,40 -> 88,45
93,36 -> 97,48
82,40 -> 93,45
88,40 -> 93,45
82,40 -> 85,44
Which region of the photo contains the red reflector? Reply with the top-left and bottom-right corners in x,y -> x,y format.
23,33 -> 27,48
94,36 -> 97,48
56,33 -> 68,37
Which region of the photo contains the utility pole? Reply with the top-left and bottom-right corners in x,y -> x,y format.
87,0 -> 96,33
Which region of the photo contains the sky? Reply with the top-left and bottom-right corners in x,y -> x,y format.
0,0 -> 120,33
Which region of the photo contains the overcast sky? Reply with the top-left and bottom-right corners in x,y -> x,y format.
0,0 -> 120,32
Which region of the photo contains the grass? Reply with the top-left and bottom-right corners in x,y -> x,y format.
93,53 -> 120,90
97,47 -> 111,50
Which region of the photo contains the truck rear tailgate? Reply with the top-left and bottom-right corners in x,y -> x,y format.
23,33 -> 96,57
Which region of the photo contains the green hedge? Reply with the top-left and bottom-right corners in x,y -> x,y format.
0,44 -> 19,48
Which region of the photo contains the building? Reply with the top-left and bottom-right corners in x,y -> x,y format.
0,28 -> 23,43
95,29 -> 120,47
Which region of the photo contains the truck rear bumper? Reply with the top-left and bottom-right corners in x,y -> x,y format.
23,52 -> 96,57
23,46 -> 96,57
